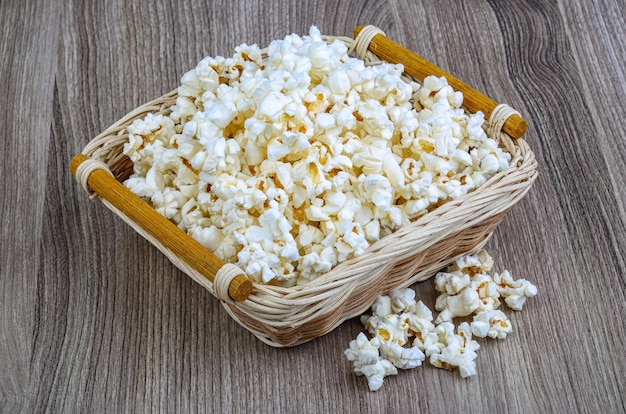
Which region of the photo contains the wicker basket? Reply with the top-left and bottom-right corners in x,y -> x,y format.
71,26 -> 537,347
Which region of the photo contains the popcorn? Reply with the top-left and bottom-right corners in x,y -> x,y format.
492,270 -> 538,311
191,224 -> 224,252
434,250 -> 505,323
470,310 -> 512,339
326,69 -> 352,95
357,174 -> 395,212
344,333 -> 398,391
347,252 -> 537,390
123,27 -> 513,286
471,273 -> 501,312
170,96 -> 199,123
151,188 -> 185,221
359,359 -> 398,392
371,295 -> 393,318
344,332 -> 381,369
352,290 -> 432,390
362,313 -> 408,346
389,288 -> 417,314
429,322 -> 480,378
435,284 -> 481,323
434,271 -> 471,295
380,342 -> 425,370
449,249 -> 495,274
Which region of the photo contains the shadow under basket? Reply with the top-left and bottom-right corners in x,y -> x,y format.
70,26 -> 538,347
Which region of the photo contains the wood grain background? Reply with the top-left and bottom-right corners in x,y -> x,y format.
1,0 -> 625,412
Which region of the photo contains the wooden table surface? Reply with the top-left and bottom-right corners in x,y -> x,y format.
2,0 -> 625,412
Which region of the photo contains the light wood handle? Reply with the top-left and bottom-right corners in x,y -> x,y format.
70,153 -> 253,301
354,26 -> 528,139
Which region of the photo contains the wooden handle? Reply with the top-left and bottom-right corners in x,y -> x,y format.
70,154 -> 253,301
354,26 -> 527,139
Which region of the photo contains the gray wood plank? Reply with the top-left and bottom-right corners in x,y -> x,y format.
1,0 -> 624,412
487,1 -> 626,411
0,0 -> 59,411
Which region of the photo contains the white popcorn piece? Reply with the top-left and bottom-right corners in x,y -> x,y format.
344,333 -> 398,392
450,249 -> 495,274
435,271 -> 471,295
335,221 -> 368,261
178,58 -> 221,99
352,144 -> 387,176
420,330 -> 445,357
388,288 -> 417,314
204,100 -> 236,129
382,154 -> 405,189
371,295 -> 393,318
170,96 -> 199,123
180,198 -> 207,228
450,148 -> 473,167
363,219 -> 381,242
435,286 -> 481,323
151,188 -> 185,221
359,358 -> 398,392
357,174 -> 395,212
471,310 -> 512,339
434,260 -> 503,323
236,241 -> 281,283
191,224 -> 224,252
345,332 -> 380,368
360,99 -> 395,140
405,302 -> 437,352
124,176 -> 153,199
379,342 -> 425,370
326,69 -> 352,95
124,113 -> 175,163
492,270 -> 538,311
429,322 -> 480,378
480,153 -> 501,174
407,301 -> 434,330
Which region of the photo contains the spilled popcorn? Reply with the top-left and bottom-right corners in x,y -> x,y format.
345,249 -> 537,391
123,26 -> 512,286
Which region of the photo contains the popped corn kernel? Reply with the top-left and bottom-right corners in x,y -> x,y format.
429,322 -> 480,378
492,270 -> 538,311
380,342 -> 425,370
389,288 -> 417,314
344,333 -> 398,391
435,284 -> 481,323
470,310 -> 513,339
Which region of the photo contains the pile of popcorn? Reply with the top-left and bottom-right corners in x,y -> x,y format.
344,249 -> 538,391
122,26 -> 512,286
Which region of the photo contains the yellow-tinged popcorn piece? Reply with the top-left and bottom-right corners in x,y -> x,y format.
434,250 -> 506,323
344,332 -> 398,391
124,27 -> 512,286
429,322 -> 480,378
470,310 -> 512,339
492,270 -> 538,311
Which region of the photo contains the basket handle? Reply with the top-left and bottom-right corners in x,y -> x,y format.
353,25 -> 527,139
70,153 -> 253,301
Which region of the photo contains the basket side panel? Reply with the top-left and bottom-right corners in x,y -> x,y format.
224,210 -> 506,347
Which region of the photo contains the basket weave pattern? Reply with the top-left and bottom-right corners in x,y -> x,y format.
77,30 -> 537,347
